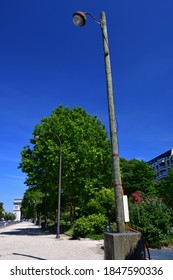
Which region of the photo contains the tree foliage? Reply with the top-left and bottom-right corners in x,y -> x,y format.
19,106 -> 113,221
120,158 -> 157,196
84,187 -> 115,221
129,196 -> 172,247
18,106 -> 173,245
4,212 -> 16,221
21,188 -> 43,220
155,168 -> 173,208
0,202 -> 5,219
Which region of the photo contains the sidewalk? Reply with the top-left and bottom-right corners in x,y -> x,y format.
0,221 -> 104,260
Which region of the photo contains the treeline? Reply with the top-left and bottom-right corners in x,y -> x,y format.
0,203 -> 16,221
19,106 -> 173,247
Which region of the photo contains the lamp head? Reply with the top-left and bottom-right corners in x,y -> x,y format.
72,11 -> 87,27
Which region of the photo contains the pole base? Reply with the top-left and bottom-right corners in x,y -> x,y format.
104,232 -> 146,260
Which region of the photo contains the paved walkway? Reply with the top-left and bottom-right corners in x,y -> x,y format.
0,221 -> 104,260
1,221 -> 173,260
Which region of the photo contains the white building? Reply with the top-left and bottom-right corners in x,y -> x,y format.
13,198 -> 22,221
148,149 -> 173,180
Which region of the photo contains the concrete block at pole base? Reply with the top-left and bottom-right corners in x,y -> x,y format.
104,232 -> 146,260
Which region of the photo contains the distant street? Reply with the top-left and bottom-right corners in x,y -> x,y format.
0,221 -> 173,260
0,221 -> 104,260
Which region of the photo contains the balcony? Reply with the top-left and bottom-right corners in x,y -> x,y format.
156,171 -> 168,180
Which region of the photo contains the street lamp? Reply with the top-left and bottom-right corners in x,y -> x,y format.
73,11 -> 125,233
35,133 -> 62,238
72,11 -> 87,26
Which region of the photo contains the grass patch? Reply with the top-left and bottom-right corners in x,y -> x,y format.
64,228 -> 74,236
85,234 -> 104,240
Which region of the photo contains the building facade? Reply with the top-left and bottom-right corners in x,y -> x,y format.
148,149 -> 173,180
13,198 -> 22,221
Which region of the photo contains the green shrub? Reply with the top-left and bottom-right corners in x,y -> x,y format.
84,199 -> 105,216
73,213 -> 108,238
82,188 -> 115,222
129,197 -> 172,248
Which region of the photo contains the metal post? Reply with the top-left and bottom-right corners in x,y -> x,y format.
56,138 -> 62,238
35,133 -> 62,237
100,11 -> 125,233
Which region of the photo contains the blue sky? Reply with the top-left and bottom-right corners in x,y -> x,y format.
0,0 -> 173,212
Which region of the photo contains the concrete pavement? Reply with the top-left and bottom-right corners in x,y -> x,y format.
1,221 -> 173,260
0,221 -> 104,260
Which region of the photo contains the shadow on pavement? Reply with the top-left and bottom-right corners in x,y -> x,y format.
12,252 -> 46,260
0,227 -> 50,236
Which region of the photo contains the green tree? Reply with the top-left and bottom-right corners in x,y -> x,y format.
0,202 -> 5,219
19,106 -> 113,223
156,168 -> 173,208
4,212 -> 16,221
120,158 -> 156,196
84,187 -> 115,222
21,188 -> 45,223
